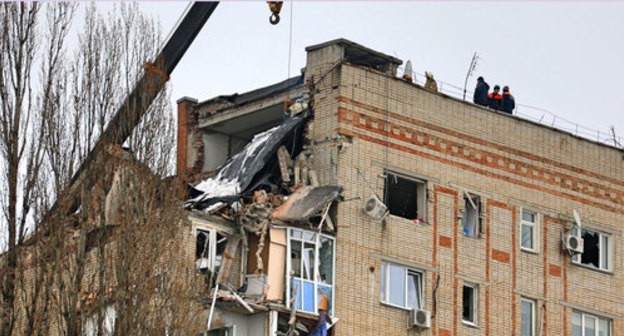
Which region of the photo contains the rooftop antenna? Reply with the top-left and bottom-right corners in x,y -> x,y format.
463,52 -> 479,101
610,126 -> 622,147
610,126 -> 624,159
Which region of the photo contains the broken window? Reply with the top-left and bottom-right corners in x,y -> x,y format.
462,283 -> 478,325
384,172 -> 427,221
204,326 -> 234,336
521,298 -> 535,336
380,262 -> 423,309
572,227 -> 611,271
83,305 -> 116,336
572,310 -> 611,336
520,209 -> 538,252
461,193 -> 481,237
195,227 -> 228,273
287,229 -> 335,315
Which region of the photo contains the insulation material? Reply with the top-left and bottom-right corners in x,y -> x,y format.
187,110 -> 311,210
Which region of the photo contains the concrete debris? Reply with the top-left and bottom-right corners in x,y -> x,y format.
187,95 -> 344,328
272,186 -> 342,223
277,146 -> 293,184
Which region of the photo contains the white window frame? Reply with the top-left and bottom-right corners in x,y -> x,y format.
380,261 -> 424,310
384,171 -> 428,221
572,310 -> 611,336
286,228 -> 336,315
194,226 -> 227,272
520,298 -> 536,336
83,305 -> 116,336
571,227 -> 612,272
520,209 -> 539,253
461,192 -> 481,238
462,283 -> 478,326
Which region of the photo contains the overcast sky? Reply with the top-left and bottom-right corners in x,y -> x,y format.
138,1 -> 624,145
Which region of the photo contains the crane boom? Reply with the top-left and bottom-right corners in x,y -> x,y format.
47,2 -> 219,220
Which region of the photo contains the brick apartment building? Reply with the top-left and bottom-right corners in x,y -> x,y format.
175,38 -> 624,336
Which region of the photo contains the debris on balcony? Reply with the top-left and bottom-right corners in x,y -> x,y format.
186,99 -> 342,333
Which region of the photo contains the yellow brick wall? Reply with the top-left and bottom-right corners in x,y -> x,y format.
310,60 -> 623,335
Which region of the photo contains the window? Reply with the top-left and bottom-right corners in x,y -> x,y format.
520,209 -> 538,252
521,298 -> 536,336
380,262 -> 423,309
461,193 -> 481,237
205,326 -> 235,336
462,284 -> 478,325
571,227 -> 611,271
287,229 -> 335,315
384,172 -> 427,221
195,227 -> 228,273
572,310 -> 611,336
83,305 -> 116,336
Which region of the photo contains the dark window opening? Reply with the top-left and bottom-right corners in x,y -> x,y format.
384,172 -> 426,220
462,193 -> 481,237
572,227 -> 610,271
462,284 -> 477,324
581,230 -> 600,268
196,230 -> 210,260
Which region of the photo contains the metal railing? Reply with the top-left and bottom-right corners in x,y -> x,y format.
404,71 -> 623,148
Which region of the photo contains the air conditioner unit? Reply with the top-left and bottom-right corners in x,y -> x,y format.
563,233 -> 584,254
364,194 -> 388,220
409,308 -> 431,329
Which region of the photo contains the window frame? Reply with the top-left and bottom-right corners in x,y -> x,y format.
520,297 -> 536,336
572,310 -> 611,336
462,283 -> 478,326
461,192 -> 481,238
380,261 -> 424,310
286,228 -> 336,315
194,226 -> 228,273
520,208 -> 539,253
383,171 -> 428,222
83,304 -> 116,336
571,227 -> 612,272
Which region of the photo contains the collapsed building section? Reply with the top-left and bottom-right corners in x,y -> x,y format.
179,77 -> 330,336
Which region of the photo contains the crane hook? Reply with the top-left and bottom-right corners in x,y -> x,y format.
267,1 -> 283,25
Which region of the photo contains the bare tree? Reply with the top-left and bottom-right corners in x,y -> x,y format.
0,3 -> 76,334
2,3 -> 196,335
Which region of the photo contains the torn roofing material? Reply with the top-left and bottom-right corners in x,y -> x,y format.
272,186 -> 342,222
186,109 -> 311,210
196,75 -> 304,110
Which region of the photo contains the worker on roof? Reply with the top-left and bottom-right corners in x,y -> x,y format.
424,71 -> 438,92
310,294 -> 332,336
488,85 -> 503,110
501,86 -> 515,114
403,60 -> 414,83
473,76 -> 489,106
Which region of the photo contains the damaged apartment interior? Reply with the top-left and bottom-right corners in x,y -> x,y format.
178,55 -> 347,335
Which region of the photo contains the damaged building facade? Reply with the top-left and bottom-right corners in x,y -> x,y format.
178,39 -> 623,335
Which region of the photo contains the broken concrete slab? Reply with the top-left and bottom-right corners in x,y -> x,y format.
272,186 -> 342,222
